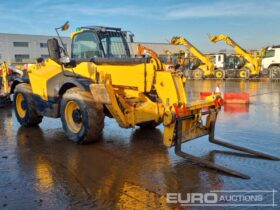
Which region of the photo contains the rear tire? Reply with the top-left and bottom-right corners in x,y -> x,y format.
60,87 -> 105,144
214,69 -> 225,79
14,83 -> 43,126
238,69 -> 250,79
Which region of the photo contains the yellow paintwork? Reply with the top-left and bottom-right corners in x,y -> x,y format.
171,36 -> 215,77
27,60 -> 63,100
70,29 -> 85,39
215,70 -> 223,78
239,70 -> 246,78
155,72 -> 188,146
210,34 -> 262,77
27,58 -> 155,100
16,93 -> 26,118
25,29 -> 220,147
1,62 -> 9,94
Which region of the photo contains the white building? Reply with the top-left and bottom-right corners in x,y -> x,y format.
0,33 -> 186,63
0,33 -> 71,63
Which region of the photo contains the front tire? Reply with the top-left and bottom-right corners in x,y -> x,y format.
14,83 -> 43,126
60,87 -> 105,144
192,69 -> 204,79
269,66 -> 280,79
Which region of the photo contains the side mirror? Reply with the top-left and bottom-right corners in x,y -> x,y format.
59,56 -> 70,64
61,21 -> 69,31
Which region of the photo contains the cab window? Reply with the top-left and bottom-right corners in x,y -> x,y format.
99,32 -> 130,58
264,50 -> 275,58
72,31 -> 103,59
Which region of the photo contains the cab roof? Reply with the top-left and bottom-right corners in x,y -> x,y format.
70,26 -> 125,39
79,26 -> 122,32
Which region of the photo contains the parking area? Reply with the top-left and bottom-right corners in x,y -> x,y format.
0,80 -> 279,209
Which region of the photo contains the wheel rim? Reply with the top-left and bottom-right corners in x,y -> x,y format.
193,70 -> 202,78
215,71 -> 223,78
16,93 -> 27,118
239,70 -> 246,78
65,100 -> 82,133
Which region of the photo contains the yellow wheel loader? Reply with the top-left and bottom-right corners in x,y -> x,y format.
12,22 -> 279,179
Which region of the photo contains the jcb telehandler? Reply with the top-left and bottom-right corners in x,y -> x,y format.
209,34 -> 263,79
12,22 -> 279,179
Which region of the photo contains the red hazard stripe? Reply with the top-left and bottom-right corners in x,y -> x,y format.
173,104 -> 180,117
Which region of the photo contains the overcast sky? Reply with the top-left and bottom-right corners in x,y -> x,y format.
0,0 -> 279,52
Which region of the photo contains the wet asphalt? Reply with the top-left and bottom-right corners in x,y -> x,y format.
0,80 -> 279,210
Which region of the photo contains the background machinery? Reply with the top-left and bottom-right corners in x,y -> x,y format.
0,62 -> 10,107
0,63 -> 26,107
261,45 -> 280,79
209,34 -> 263,79
162,49 -> 186,70
136,44 -> 174,71
171,36 -> 216,79
210,53 -> 245,78
11,22 -> 279,179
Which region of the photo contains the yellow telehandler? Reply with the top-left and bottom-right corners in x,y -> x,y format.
171,36 -> 216,79
12,22 -> 279,179
209,34 -> 262,79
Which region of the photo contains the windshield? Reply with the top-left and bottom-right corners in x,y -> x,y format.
72,31 -> 103,59
98,31 -> 130,58
264,49 -> 275,58
72,30 -> 131,59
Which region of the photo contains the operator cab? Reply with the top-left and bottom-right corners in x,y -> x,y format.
48,23 -> 145,65
263,46 -> 277,58
71,26 -> 132,60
